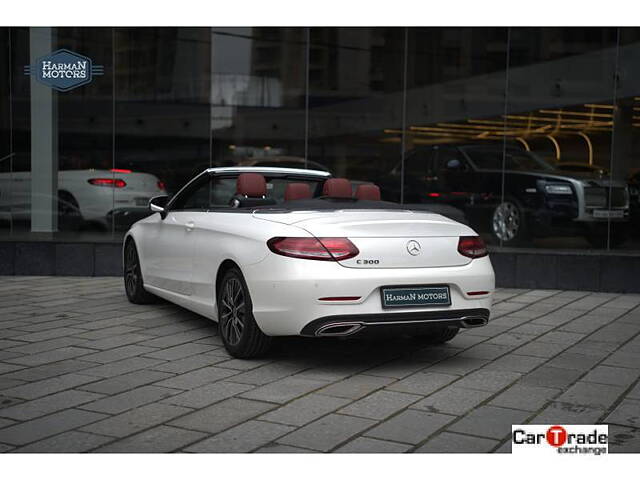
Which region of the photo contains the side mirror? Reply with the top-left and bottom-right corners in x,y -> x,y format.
149,195 -> 169,219
446,159 -> 462,170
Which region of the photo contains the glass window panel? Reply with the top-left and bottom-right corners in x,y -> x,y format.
210,27 -> 307,171
610,28 -> 639,251
401,27 -> 509,241
307,27 -> 405,195
501,27 -> 619,249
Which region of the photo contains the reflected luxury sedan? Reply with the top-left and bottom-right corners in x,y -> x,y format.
381,145 -> 631,247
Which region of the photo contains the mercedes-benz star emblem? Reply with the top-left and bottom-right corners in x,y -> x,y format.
406,240 -> 421,256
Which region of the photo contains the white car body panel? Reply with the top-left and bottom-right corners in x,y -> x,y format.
126,167 -> 495,337
0,169 -> 166,224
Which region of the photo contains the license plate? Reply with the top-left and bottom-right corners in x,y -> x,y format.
593,209 -> 624,219
135,197 -> 150,206
381,285 -> 451,308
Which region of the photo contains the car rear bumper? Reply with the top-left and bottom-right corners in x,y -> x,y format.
241,254 -> 495,336
300,307 -> 490,337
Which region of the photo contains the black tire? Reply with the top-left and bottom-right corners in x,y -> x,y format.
490,197 -> 529,246
414,326 -> 460,344
123,240 -> 157,304
57,191 -> 83,231
217,267 -> 272,358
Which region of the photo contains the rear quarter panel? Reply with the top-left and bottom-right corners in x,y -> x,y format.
189,211 -> 314,316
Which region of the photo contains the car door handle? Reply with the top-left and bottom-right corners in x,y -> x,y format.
185,221 -> 195,232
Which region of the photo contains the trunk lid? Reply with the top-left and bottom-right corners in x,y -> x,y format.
254,209 -> 476,268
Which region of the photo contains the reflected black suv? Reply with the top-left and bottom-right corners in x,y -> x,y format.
381,144 -> 630,247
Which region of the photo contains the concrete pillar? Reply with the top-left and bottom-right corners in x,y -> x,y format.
29,27 -> 58,232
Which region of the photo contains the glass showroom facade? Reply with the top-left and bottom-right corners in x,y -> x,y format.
1,27 -> 639,251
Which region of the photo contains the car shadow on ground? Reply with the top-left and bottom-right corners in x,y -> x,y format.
154,295 -> 464,370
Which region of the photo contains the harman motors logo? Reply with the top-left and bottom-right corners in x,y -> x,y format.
512,425 -> 608,455
24,49 -> 104,91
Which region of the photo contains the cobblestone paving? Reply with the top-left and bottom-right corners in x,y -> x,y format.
0,276 -> 639,453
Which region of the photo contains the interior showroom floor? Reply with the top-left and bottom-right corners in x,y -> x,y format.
0,277 -> 639,453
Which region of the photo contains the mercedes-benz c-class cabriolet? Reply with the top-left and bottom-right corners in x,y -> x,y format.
123,167 -> 495,358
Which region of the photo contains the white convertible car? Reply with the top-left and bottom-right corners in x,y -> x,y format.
124,167 -> 495,358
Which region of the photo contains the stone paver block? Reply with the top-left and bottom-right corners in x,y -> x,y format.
386,371 -> 459,396
520,366 -> 583,389
609,425 -> 640,453
79,369 -> 175,395
338,390 -> 421,420
448,406 -> 530,440
277,413 -> 376,452
485,354 -> 547,373
318,374 -> 394,399
79,385 -> 179,414
162,381 -> 253,409
154,366 -> 237,390
0,408 -> 107,446
415,431 -> 499,453
412,386 -> 494,415
0,389 -> 103,421
143,343 -> 217,361
79,357 -> 165,378
226,362 -> 307,386
184,420 -> 294,453
13,431 -> 113,453
0,373 -> 99,400
169,398 -> 275,434
260,394 -> 351,427
150,353 -> 228,374
336,437 -> 410,453
366,409 -> 455,445
604,399 -> 640,428
81,402 -> 192,438
96,425 -> 207,453
489,384 -> 559,412
531,402 -> 605,424
556,382 -> 626,410
239,376 -> 328,404
451,369 -> 521,392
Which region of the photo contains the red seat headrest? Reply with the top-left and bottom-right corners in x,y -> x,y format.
237,173 -> 267,198
355,184 -> 381,201
322,178 -> 352,198
284,183 -> 312,201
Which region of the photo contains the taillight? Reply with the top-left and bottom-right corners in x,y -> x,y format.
267,237 -> 359,261
110,168 -> 132,173
457,236 -> 488,259
157,180 -> 166,191
88,178 -> 127,188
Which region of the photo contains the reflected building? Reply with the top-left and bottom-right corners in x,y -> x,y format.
1,26 -> 639,259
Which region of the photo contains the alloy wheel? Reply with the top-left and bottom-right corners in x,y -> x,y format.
124,243 -> 139,296
492,201 -> 520,242
219,277 -> 246,346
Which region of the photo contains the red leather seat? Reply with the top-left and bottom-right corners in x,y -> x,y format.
236,173 -> 267,197
284,183 -> 312,201
322,178 -> 352,198
231,173 -> 276,208
355,183 -> 381,201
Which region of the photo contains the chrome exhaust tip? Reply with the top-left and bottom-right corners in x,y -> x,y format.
315,322 -> 364,337
460,317 -> 489,328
